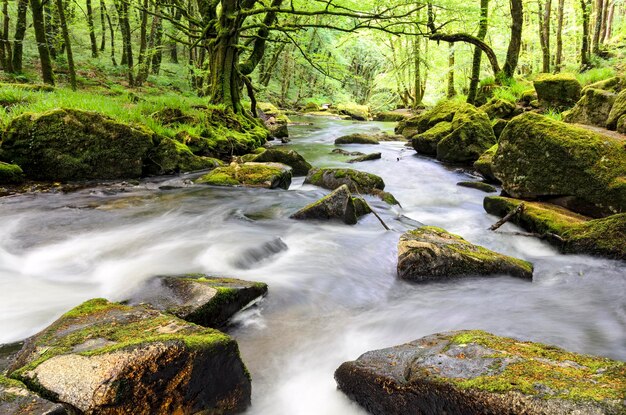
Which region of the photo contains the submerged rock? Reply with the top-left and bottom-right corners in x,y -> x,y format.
348,152 -> 381,163
128,275 -> 268,327
7,299 -> 251,414
1,108 -> 156,181
493,112 -> 626,216
290,184 -> 371,225
533,73 -> 582,109
0,376 -> 67,414
332,148 -> 364,156
397,226 -> 533,282
484,196 -> 626,260
456,181 -> 497,193
246,148 -> 312,176
0,162 -> 25,184
564,88 -> 616,128
195,162 -> 292,189
335,330 -> 626,415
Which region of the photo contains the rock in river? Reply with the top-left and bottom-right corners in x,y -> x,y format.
7,299 -> 251,414
244,147 -> 312,176
305,167 -> 399,205
397,226 -> 533,282
290,184 -> 371,224
335,330 -> 626,415
195,162 -> 292,189
128,274 -> 268,328
1,375 -> 67,414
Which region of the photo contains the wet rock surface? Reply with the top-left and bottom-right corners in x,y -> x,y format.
195,162 -> 292,189
290,184 -> 371,225
0,376 -> 67,415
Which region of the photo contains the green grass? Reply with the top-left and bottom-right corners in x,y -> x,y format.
576,67 -> 616,86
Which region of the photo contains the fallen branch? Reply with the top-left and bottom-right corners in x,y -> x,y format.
489,203 -> 525,231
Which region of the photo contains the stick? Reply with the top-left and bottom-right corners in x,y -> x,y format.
489,203 -> 525,231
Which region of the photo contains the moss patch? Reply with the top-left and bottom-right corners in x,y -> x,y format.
436,105 -> 496,164
0,162 -> 25,184
606,89 -> 626,130
195,162 -> 292,189
412,121 -> 453,155
533,73 -> 582,110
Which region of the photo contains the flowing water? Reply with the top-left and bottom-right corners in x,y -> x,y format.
0,116 -> 624,414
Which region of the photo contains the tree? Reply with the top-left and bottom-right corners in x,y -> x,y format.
555,0 -> 565,71
467,0 -> 489,104
55,0 -> 76,90
539,0 -> 552,73
86,0 -> 98,57
30,0 -> 55,84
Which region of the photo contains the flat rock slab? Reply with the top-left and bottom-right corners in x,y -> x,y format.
195,162 -> 292,189
1,376 -> 67,414
7,299 -> 251,414
290,184 -> 371,224
397,226 -> 533,281
128,274 -> 268,327
348,153 -> 382,163
335,330 -> 626,415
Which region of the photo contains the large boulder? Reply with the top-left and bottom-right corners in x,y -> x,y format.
335,133 -> 380,145
618,115 -> 626,134
336,103 -> 370,121
564,88 -> 616,127
479,98 -> 517,120
473,144 -> 499,183
335,330 -> 626,415
147,137 -> 224,174
411,121 -> 453,155
195,162 -> 292,189
246,148 -> 311,176
493,113 -> 626,216
0,162 -> 24,184
1,376 -> 67,414
584,75 -> 626,93
128,275 -> 268,328
436,105 -> 497,163
397,226 -> 533,282
533,73 -> 582,109
1,108 -> 156,181
290,184 -> 371,225
484,196 -> 626,260
606,89 -> 626,130
7,299 -> 251,414
398,101 -> 471,138
304,167 -> 398,205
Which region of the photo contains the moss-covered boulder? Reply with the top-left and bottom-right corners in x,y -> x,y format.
0,162 -> 25,184
456,181 -> 496,193
584,76 -> 626,93
246,148 -> 311,176
128,275 -> 267,328
606,89 -> 626,130
373,111 -> 410,122
397,226 -> 533,282
335,133 -> 380,145
437,106 -> 497,163
1,108 -> 156,181
335,330 -> 626,415
0,376 -> 67,414
347,152 -> 381,163
195,162 -> 292,189
491,118 -> 508,139
564,88 -> 616,127
533,73 -> 582,109
305,167 -> 398,205
7,299 -> 251,414
290,184 -> 371,225
146,137 -> 223,174
336,103 -> 370,121
618,115 -> 626,134
303,102 -> 321,112
484,196 -> 626,260
411,121 -> 453,155
399,101 -> 471,138
493,112 -> 626,215
519,89 -> 538,105
473,144 -> 499,183
480,98 -> 517,120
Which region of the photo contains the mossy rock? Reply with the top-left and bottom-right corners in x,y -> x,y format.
290,184 -> 371,225
303,102 -> 321,112
412,121 -> 453,155
336,103 -> 370,121
305,167 -> 383,194
484,196 -> 626,260
246,147 -> 311,176
533,73 -> 582,110
618,115 -> 626,134
195,162 -> 292,189
606,89 -> 626,130
563,88 -> 616,128
436,105 -> 496,164
373,111 -> 409,122
491,118 -> 508,139
519,89 -> 538,105
583,76 -> 626,93
397,226 -> 533,282
150,107 -> 195,125
473,144 -> 500,184
0,375 -> 67,414
335,133 -> 380,145
479,98 -> 516,120
1,108 -> 156,181
335,330 -> 626,415
456,181 -> 496,193
0,162 -> 25,184
493,112 -> 626,216
127,275 -> 268,328
406,101 -> 473,138
7,299 -> 251,414
146,137 -> 223,175
347,152 -> 381,163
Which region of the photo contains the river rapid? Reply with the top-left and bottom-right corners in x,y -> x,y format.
0,116 -> 624,414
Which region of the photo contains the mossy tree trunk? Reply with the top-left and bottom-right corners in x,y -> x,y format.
503,0 -> 523,78
539,0 -> 552,73
99,0 -> 106,51
55,0 -> 76,90
580,0 -> 591,67
29,0 -> 55,84
447,44 -> 456,99
86,0 -> 98,57
103,2 -> 116,65
591,0 -> 603,54
11,0 -> 28,72
467,0 -> 489,105
555,0 -> 565,71
1,0 -> 13,72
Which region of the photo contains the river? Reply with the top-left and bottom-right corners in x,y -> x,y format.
0,116 -> 624,414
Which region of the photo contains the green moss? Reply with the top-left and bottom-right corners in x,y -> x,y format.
146,137 -> 223,174
412,121 -> 453,155
479,98 -> 516,120
533,73 -> 582,110
195,163 -> 291,189
417,100 -> 473,134
250,148 -> 312,176
436,106 -> 496,163
446,330 -> 625,403
0,375 -> 26,389
457,181 -> 497,193
335,133 -> 380,145
373,112 -> 407,122
583,76 -> 625,93
519,89 -> 538,104
564,88 -> 616,127
0,161 -> 25,184
606,89 -> 626,130
335,103 -> 370,121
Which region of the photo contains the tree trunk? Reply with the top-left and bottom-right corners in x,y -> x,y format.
555,0 -> 565,71
447,44 -> 456,98
115,0 -> 133,85
151,16 -> 163,75
103,2 -> 116,65
30,0 -> 54,84
1,0 -> 13,72
580,0 -> 591,67
55,0 -> 76,89
136,14 -> 160,85
539,0 -> 552,72
503,0 -> 523,78
467,0 -> 489,105
137,0 -> 149,66
591,0 -> 603,54
413,34 -> 424,107
260,43 -> 285,87
603,1 -> 615,42
86,0 -> 98,57
11,0 -> 28,72
99,0 -> 105,50
44,1 -> 57,59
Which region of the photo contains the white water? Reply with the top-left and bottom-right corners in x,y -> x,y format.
0,117 -> 624,414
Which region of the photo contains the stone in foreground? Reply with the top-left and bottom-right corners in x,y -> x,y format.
195,162 -> 292,189
0,376 -> 67,414
397,226 -> 533,282
7,299 -> 250,414
128,275 -> 268,327
290,184 -> 371,224
335,330 -> 625,415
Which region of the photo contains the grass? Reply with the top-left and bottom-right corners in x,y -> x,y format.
576,66 -> 616,86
